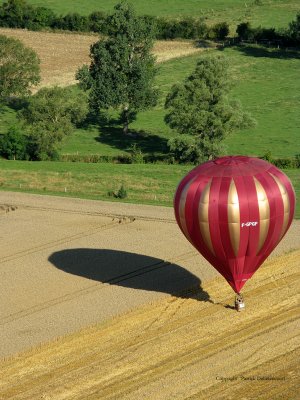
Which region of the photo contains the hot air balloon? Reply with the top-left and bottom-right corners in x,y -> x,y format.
174,156 -> 296,310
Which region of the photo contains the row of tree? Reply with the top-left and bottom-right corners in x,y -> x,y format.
0,0 -> 228,39
1,0 -> 300,45
236,16 -> 300,46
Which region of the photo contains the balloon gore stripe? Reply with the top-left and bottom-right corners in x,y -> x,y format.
174,156 -> 296,293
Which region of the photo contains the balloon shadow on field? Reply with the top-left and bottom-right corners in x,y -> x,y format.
48,248 -> 212,302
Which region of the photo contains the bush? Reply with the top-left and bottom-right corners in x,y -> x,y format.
52,13 -> 89,31
129,143 -> 144,164
108,184 -> 128,199
156,16 -> 208,39
260,152 -> 298,169
236,22 -> 255,41
167,135 -> 204,164
211,22 -> 229,40
273,158 -> 296,169
0,126 -> 28,160
88,11 -> 106,33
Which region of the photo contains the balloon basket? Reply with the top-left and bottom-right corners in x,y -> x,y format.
235,293 -> 245,312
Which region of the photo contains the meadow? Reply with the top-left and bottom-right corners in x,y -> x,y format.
1,0 -> 299,30
0,160 -> 299,217
61,46 -> 300,160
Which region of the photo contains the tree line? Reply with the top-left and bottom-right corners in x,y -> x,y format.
0,1 -> 299,165
0,0 -> 230,40
1,0 -> 300,45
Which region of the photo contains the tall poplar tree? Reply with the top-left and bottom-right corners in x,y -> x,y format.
165,55 -> 255,161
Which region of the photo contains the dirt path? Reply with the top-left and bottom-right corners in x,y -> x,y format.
0,249 -> 299,399
0,28 -> 205,88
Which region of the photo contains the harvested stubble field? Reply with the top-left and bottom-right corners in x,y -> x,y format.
0,192 -> 299,399
0,28 -> 206,88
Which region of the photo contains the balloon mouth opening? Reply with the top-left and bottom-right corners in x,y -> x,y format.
213,155 -> 251,166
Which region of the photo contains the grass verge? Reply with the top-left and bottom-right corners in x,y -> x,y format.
0,160 -> 298,217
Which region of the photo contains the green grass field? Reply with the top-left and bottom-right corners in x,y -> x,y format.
0,160 -> 298,217
3,0 -> 298,30
59,45 -> 300,159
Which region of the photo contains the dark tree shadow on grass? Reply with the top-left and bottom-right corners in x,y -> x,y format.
49,248 -> 212,302
219,44 -> 300,60
96,125 -> 169,158
77,111 -> 169,161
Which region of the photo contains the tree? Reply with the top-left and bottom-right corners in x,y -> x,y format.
0,0 -> 33,28
77,1 -> 158,134
19,86 -> 88,160
0,125 -> 27,160
165,55 -> 255,161
288,12 -> 300,44
0,34 -> 40,103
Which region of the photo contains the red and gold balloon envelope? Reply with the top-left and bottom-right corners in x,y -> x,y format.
174,156 -> 296,293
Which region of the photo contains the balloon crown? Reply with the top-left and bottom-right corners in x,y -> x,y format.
213,155 -> 251,165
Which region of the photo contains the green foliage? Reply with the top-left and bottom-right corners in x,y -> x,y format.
288,12 -> 300,44
236,16 -> 300,46
236,22 -> 255,40
75,64 -> 93,91
167,135 -> 204,164
165,55 -> 255,160
116,184 -> 127,199
0,125 -> 27,160
261,151 -> 299,169
19,86 -> 88,160
0,0 -> 56,29
108,183 -> 128,199
210,22 -> 229,40
129,143 -> 144,164
156,16 -> 208,40
52,12 -> 90,31
79,1 -> 158,134
88,10 -> 106,33
0,34 -> 40,102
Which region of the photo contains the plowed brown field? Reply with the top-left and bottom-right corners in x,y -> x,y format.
0,28 -> 205,88
0,192 -> 299,399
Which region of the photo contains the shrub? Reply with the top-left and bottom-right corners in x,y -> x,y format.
129,143 -> 144,164
108,184 -> 128,199
273,158 -> 296,169
52,13 -> 89,32
156,16 -> 208,39
0,126 -> 27,160
88,11 -> 106,33
167,135 -> 204,164
211,22 -> 229,40
236,22 -> 255,41
116,184 -> 127,199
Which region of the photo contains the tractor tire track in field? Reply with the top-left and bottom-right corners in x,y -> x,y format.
0,250 -> 299,400
19,204 -> 176,223
0,218 -> 130,266
0,250 -> 196,327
